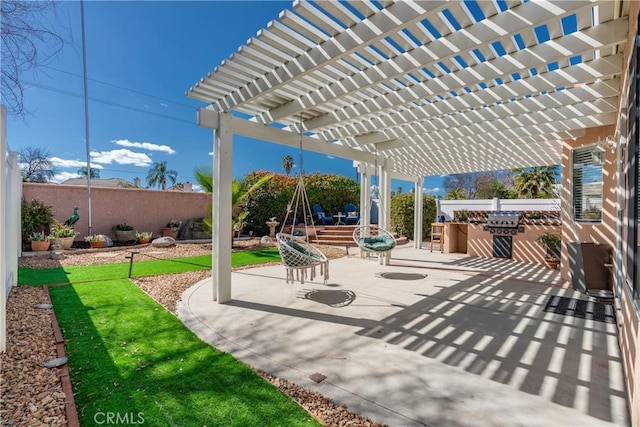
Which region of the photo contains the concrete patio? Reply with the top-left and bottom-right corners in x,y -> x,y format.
178,246 -> 629,427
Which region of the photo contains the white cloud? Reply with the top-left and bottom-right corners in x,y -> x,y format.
50,157 -> 104,169
423,187 -> 442,194
208,151 -> 214,156
113,139 -> 176,154
51,172 -> 80,183
192,184 -> 203,193
160,103 -> 168,108
90,149 -> 152,167
327,155 -> 335,159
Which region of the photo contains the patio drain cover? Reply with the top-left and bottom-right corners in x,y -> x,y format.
376,272 -> 428,281
543,296 -> 615,324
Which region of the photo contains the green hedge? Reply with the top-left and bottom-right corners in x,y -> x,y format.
390,193 -> 437,240
242,171 -> 360,236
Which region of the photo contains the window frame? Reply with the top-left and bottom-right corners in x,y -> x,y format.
572,144 -> 604,224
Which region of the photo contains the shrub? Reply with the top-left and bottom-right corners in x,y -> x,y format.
390,193 -> 437,239
241,171 -> 360,236
49,220 -> 77,238
30,231 -> 47,242
304,173 -> 360,215
21,198 -> 53,247
242,171 -> 295,236
113,223 -> 134,231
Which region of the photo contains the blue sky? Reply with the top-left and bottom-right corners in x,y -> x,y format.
6,1 -> 446,195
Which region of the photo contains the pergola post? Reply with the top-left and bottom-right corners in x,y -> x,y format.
358,163 -> 371,226
212,112 -> 233,303
379,158 -> 391,231
414,177 -> 423,249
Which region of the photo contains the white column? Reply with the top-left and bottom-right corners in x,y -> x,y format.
379,158 -> 391,230
359,163 -> 371,226
212,113 -> 233,303
492,197 -> 500,211
414,177 -> 424,249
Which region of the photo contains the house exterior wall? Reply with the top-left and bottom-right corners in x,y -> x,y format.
560,125 -> 617,283
617,2 -> 640,424
22,183 -> 211,241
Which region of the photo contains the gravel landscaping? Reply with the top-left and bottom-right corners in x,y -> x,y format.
0,287 -> 67,426
6,241 -> 385,426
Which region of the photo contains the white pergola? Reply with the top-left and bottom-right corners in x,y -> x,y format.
186,0 -> 627,302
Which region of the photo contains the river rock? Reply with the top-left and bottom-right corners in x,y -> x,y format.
260,236 -> 275,247
152,236 -> 176,248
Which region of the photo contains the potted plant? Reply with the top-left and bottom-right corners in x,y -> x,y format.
21,198 -> 53,251
535,232 -> 561,269
85,234 -> 105,248
162,219 -> 181,239
48,220 -> 77,250
113,223 -> 136,242
136,231 -> 153,244
453,209 -> 469,222
30,232 -> 50,252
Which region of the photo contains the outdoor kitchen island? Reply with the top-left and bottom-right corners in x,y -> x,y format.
441,212 -> 562,265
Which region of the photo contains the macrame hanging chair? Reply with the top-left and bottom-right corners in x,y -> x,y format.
276,121 -> 329,284
352,156 -> 396,265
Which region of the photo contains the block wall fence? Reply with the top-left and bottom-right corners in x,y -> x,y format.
22,183 -> 212,242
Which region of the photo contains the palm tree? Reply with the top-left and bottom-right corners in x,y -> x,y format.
194,167 -> 273,235
445,188 -> 466,200
282,155 -> 294,176
513,166 -> 556,198
77,166 -> 100,179
146,161 -> 178,190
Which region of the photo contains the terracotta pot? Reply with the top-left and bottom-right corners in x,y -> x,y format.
544,258 -> 559,270
31,240 -> 50,252
48,236 -> 75,250
162,228 -> 179,239
90,241 -> 105,249
137,238 -> 150,245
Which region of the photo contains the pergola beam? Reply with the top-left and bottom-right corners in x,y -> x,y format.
197,108 -> 378,165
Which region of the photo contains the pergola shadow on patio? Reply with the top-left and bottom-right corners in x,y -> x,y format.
179,247 -> 628,427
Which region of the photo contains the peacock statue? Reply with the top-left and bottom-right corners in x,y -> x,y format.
64,207 -> 80,227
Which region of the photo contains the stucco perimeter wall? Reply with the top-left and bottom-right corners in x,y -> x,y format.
465,223 -> 561,265
22,183 -> 211,241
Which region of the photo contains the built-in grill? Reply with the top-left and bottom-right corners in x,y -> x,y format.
483,211 -> 524,236
486,211 -> 520,228
484,211 -> 523,259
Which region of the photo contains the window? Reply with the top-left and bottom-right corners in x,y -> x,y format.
572,145 -> 603,222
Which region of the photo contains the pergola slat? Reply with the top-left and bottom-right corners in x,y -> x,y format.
188,0 -> 626,177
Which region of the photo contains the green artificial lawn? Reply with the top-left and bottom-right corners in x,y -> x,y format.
19,248 -> 281,286
49,280 -> 318,426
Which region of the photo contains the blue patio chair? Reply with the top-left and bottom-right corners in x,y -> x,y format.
312,204 -> 334,225
344,203 -> 360,225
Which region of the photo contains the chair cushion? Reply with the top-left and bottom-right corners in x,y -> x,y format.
360,235 -> 396,251
347,212 -> 358,217
286,240 -> 321,260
